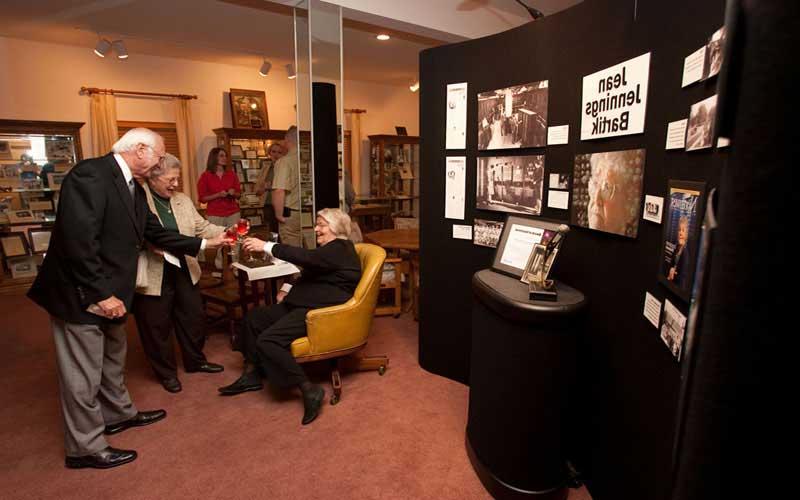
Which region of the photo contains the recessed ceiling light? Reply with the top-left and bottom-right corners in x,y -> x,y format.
376,34 -> 390,41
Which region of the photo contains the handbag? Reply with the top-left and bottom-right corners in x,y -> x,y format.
135,250 -> 149,289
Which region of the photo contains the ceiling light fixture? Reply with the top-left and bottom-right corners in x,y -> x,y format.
111,40 -> 128,59
259,60 -> 272,77
376,33 -> 390,41
409,81 -> 420,92
286,63 -> 296,79
93,37 -> 112,58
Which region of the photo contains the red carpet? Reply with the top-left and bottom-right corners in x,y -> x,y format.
0,295 -> 590,499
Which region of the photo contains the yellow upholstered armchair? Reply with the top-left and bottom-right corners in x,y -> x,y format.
290,243 -> 389,405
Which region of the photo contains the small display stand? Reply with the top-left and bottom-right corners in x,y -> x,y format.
467,269 -> 587,499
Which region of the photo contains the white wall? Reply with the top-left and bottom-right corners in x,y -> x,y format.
0,35 -> 418,194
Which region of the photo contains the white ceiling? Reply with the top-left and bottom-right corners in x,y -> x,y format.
0,0 -> 582,86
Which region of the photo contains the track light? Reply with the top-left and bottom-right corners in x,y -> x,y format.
259,60 -> 272,77
409,81 -> 419,92
376,33 -> 390,41
94,38 -> 111,58
111,40 -> 128,59
286,63 -> 296,79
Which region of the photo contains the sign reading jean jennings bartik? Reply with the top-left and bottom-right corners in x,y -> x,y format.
581,52 -> 651,140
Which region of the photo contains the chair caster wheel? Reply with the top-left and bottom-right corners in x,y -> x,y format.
330,394 -> 340,405
378,365 -> 386,376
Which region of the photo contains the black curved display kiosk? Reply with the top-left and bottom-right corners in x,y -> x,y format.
467,270 -> 587,500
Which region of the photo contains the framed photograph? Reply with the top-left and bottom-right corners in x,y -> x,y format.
0,140 -> 11,159
473,218 -> 504,248
236,171 -> 245,183
27,200 -> 53,212
1,232 -> 30,258
230,145 -> 244,159
686,94 -> 718,151
491,215 -> 561,278
243,193 -> 260,206
45,137 -> 75,161
27,228 -> 52,254
245,150 -> 258,159
477,80 -> 548,150
571,149 -> 646,238
247,215 -> 263,227
47,173 -> 67,190
229,88 -> 269,129
395,126 -> 408,136
477,155 -> 545,216
7,255 -> 38,279
7,210 -> 38,223
658,180 -> 706,302
245,168 -> 261,182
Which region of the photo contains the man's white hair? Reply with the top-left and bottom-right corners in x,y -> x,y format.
111,128 -> 161,154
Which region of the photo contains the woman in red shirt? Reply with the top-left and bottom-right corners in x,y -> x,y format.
198,147 -> 241,268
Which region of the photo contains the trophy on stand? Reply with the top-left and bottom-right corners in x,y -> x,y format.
521,224 -> 570,301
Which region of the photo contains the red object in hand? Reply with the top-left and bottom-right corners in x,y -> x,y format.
237,218 -> 250,236
225,227 -> 238,242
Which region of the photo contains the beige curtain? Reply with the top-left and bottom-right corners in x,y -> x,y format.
350,112 -> 362,196
175,99 -> 198,204
90,93 -> 118,156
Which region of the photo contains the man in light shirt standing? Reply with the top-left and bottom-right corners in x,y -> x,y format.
271,125 -> 302,247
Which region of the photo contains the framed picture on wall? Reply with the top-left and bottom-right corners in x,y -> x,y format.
491,215 -> 561,278
476,155 -> 545,216
27,228 -> 52,254
658,180 -> 706,302
229,88 -> 269,129
230,145 -> 244,158
47,173 -> 67,190
245,168 -> 261,182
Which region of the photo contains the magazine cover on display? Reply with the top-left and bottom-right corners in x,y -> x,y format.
659,180 -> 706,302
476,155 -> 544,216
477,81 -> 548,150
571,148 -> 645,238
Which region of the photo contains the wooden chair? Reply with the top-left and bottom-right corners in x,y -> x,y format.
375,257 -> 404,317
291,243 -> 388,405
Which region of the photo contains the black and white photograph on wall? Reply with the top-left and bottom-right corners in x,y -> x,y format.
477,80 -> 548,150
549,173 -> 570,190
44,138 -> 74,161
661,299 -> 687,361
571,149 -> 645,238
476,155 -> 544,216
704,26 -> 726,79
659,180 -> 706,302
686,94 -> 717,151
473,219 -> 505,248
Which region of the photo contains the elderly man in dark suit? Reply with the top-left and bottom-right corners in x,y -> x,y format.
28,128 -> 227,470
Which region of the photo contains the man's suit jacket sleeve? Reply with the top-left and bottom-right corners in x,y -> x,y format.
144,211 -> 203,256
57,166 -> 113,305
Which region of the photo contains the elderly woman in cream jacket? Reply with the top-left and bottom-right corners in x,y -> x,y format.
133,153 -> 226,393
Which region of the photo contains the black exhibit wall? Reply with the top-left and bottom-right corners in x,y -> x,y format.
419,1 -> 732,499
312,82 -> 339,210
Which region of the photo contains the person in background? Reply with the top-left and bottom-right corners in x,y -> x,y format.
218,208 -> 361,426
255,142 -> 286,234
134,154 -> 226,394
271,126 -> 302,247
27,128 -> 227,470
198,147 -> 241,268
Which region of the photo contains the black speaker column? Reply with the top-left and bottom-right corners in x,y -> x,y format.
312,82 -> 339,211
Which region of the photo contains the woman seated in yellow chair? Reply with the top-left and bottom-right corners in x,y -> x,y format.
218,208 -> 361,425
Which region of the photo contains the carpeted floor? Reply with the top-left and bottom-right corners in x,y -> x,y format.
0,294 -> 591,499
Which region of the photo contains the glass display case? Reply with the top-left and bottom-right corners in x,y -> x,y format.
0,119 -> 84,290
368,134 -> 420,217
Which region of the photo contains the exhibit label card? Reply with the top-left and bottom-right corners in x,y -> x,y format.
547,190 -> 569,210
643,195 -> 664,224
581,52 -> 650,141
446,82 -> 468,150
547,125 -> 569,145
445,156 -> 466,220
500,224 -> 545,270
661,299 -> 687,361
452,224 -> 472,240
682,47 -> 706,88
549,173 -> 560,189
665,119 -> 688,150
643,292 -> 662,328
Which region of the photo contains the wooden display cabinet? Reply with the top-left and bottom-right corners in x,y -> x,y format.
368,135 -> 420,217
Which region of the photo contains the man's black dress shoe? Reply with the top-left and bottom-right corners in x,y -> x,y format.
218,372 -> 263,396
104,410 -> 167,435
161,378 -> 182,393
301,385 -> 325,425
186,362 -> 224,373
65,446 -> 137,469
